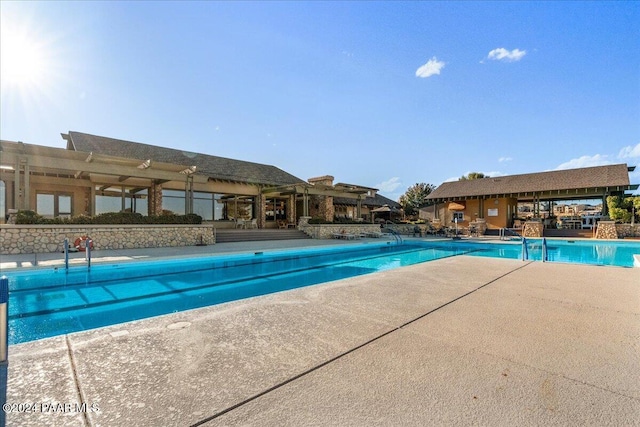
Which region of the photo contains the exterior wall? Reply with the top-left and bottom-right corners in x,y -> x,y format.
523,221 -> 544,237
2,173 -> 93,217
308,175 -> 335,222
461,200 -> 481,226
615,223 -> 640,238
483,197 -> 517,229
595,221 -> 617,239
1,224 -> 215,254
299,223 -> 383,239
423,198 -> 517,229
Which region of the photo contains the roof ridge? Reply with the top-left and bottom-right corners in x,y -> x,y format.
68,130 -> 291,171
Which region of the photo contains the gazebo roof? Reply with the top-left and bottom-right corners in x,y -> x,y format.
427,164 -> 637,202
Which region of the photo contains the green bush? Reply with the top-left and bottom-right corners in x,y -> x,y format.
607,195 -> 640,223
15,210 -> 45,224
14,210 -> 202,225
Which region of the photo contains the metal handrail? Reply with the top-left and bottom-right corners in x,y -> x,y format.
391,229 -> 403,244
501,227 -> 523,241
63,238 -> 69,271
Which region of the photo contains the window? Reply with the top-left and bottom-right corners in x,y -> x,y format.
36,192 -> 73,218
225,196 -> 254,220
162,189 -> 186,215
265,198 -> 287,221
453,212 -> 464,222
0,181 -> 5,222
96,186 -> 147,215
193,192 -> 214,220
163,190 -> 243,220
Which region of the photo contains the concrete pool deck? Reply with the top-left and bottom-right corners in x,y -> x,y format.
3,240 -> 640,426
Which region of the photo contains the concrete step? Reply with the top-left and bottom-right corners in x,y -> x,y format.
215,229 -> 311,243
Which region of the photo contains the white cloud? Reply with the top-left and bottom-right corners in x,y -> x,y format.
415,57 -> 445,78
498,156 -> 512,163
376,177 -> 402,193
487,48 -> 526,62
555,154 -> 611,170
618,143 -> 640,159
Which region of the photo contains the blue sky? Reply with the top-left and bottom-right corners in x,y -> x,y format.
1,1 -> 639,201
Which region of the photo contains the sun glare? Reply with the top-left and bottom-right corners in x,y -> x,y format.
1,22 -> 49,89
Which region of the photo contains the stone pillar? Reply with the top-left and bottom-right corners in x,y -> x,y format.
288,194 -> 296,225
149,182 -> 163,215
595,221 -> 618,239
256,192 -> 266,229
84,187 -> 92,216
308,175 -> 335,222
523,220 -> 544,238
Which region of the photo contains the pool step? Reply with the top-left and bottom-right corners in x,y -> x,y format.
215,229 -> 312,243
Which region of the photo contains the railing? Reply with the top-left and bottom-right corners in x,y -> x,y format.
386,228 -> 403,245
86,238 -> 93,270
500,227 -> 523,241
61,237 -> 93,271
521,237 -> 548,262
522,237 -> 529,261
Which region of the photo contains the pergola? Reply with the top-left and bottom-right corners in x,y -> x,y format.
426,164 -> 638,218
1,140 -> 209,213
262,182 -> 375,218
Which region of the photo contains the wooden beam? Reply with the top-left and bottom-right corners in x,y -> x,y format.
2,151 -> 208,183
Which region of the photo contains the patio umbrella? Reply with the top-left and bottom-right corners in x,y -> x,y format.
371,204 -> 392,223
447,202 -> 465,211
371,205 -> 391,213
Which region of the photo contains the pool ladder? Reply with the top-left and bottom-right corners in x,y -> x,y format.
521,237 -> 548,262
389,229 -> 403,245
62,238 -> 92,271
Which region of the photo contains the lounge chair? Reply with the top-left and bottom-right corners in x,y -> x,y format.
333,229 -> 357,240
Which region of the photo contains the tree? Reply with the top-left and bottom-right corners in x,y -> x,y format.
607,195 -> 640,223
399,183 -> 436,217
459,172 -> 488,181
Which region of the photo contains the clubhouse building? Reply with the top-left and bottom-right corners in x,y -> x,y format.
0,131 -> 400,226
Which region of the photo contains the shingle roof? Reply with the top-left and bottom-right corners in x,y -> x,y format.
334,193 -> 400,208
65,131 -> 305,186
427,164 -> 633,200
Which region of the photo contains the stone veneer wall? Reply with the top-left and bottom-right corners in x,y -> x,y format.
0,224 -> 215,255
382,224 -> 428,235
614,223 -> 640,238
299,223 -> 384,239
522,221 -> 544,238
594,221 -> 617,239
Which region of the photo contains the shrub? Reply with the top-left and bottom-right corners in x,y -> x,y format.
14,210 -> 202,225
607,195 -> 640,223
15,210 -> 44,224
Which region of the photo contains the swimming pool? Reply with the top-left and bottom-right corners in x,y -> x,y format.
5,239 -> 639,344
440,238 -> 640,268
6,242 -> 465,344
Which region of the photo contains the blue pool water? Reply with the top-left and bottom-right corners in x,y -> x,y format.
5,242 -> 465,344
4,239 -> 639,344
